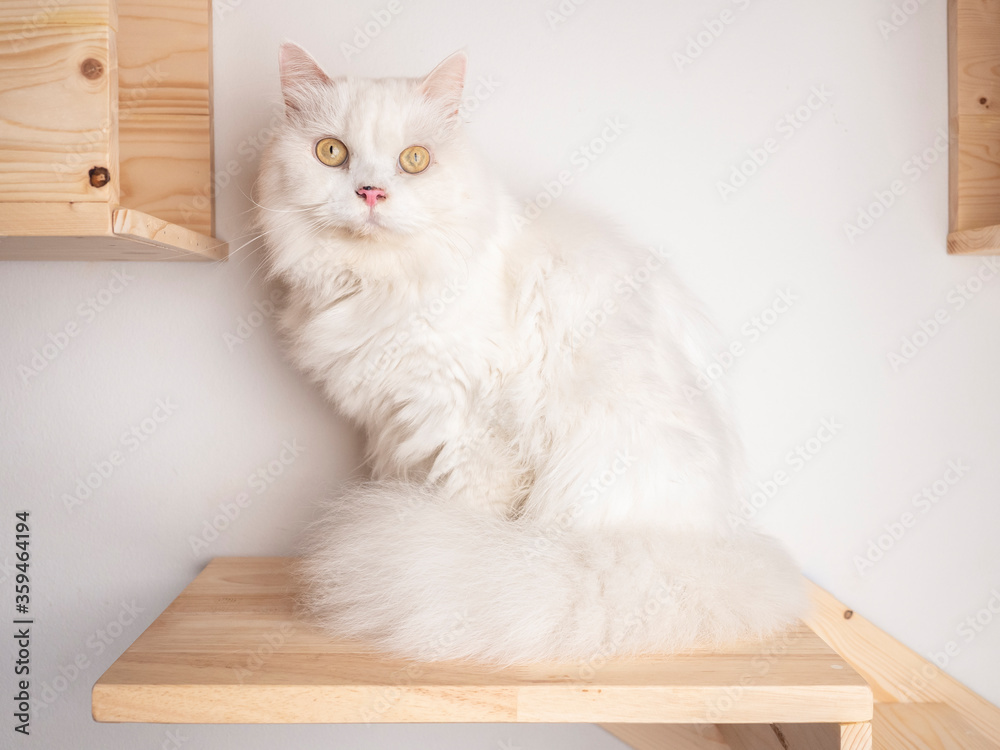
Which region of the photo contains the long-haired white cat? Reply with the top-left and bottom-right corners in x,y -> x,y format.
258,43 -> 806,663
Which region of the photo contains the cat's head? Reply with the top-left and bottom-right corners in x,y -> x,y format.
260,44 -> 488,268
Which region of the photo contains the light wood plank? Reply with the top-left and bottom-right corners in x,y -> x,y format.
116,0 -> 215,238
0,233 -> 218,260
954,0 -> 1000,116
601,723 -> 730,750
954,115 -> 1000,230
874,704 -> 1000,750
0,2 -> 115,30
0,204 -> 225,260
516,686 -> 869,724
803,580 -> 1000,746
769,722 -> 872,750
118,114 -> 212,235
92,558 -> 871,724
0,22 -> 116,202
113,208 -> 226,260
947,223 -> 1000,254
117,0 -> 210,116
948,0 -> 959,231
841,722 -> 873,750
948,0 -> 1000,251
718,723 -> 784,750
0,201 -> 111,236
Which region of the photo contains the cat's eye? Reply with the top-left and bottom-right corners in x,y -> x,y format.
399,145 -> 431,174
316,138 -> 348,167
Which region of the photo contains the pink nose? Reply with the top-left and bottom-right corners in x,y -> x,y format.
356,186 -> 386,208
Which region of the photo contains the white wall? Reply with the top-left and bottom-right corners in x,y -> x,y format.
2,0 -> 998,747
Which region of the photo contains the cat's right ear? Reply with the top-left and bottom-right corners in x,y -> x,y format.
279,42 -> 331,111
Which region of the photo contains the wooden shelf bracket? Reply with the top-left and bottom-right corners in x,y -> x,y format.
0,0 -> 227,261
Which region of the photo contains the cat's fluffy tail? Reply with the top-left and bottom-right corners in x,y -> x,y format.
298,482 -> 807,664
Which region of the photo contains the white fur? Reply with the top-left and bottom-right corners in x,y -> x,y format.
259,44 -> 806,663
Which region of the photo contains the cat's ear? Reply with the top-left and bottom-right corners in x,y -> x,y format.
419,51 -> 467,124
279,42 -> 331,111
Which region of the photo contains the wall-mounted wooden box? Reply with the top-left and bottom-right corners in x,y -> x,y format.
948,0 -> 1000,255
0,0 -> 227,261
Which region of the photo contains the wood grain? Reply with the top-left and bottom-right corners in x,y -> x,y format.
948,0 -> 1000,251
0,22 -> 116,202
112,207 -> 226,260
769,722 -> 873,750
954,0 -> 1000,116
802,580 -> 1000,746
602,723 -> 729,750
0,0 -> 225,260
948,0 -> 959,231
0,204 -> 225,260
0,201 -> 111,236
718,723 -> 785,750
115,0 -> 213,235
0,1 -> 115,30
92,557 -> 871,725
117,0 -> 210,116
719,722 -> 872,750
947,224 -> 1000,254
953,115 -> 1000,231
89,559 -> 1000,750
841,721 -> 874,750
597,576 -> 1000,750
603,708 -> 1000,750
118,114 -> 212,235
873,703 -> 1000,750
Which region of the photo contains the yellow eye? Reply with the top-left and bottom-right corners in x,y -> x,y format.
399,145 -> 431,174
316,138 -> 348,167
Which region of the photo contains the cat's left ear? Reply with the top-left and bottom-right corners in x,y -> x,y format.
419,51 -> 467,124
279,42 -> 331,112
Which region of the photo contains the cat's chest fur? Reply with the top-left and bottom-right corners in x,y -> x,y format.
279,246 -> 528,445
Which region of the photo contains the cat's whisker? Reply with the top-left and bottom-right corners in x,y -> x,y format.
218,225 -> 273,245
240,178 -> 326,215
229,232 -> 266,261
242,221 -> 323,288
244,259 -> 272,292
232,196 -> 319,234
245,243 -> 297,291
228,229 -> 282,276
241,218 -> 326,288
251,202 -> 327,214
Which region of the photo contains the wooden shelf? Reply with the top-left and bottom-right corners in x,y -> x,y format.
948,0 -> 1000,255
0,0 -> 227,261
92,557 -> 873,748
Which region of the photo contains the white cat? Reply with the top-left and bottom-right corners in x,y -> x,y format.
257,43 -> 806,663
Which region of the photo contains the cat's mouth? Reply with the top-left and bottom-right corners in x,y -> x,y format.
364,207 -> 386,225
352,207 -> 390,237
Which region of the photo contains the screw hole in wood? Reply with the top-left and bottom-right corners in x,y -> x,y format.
89,166 -> 110,188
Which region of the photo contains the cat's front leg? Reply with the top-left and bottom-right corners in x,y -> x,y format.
425,419 -> 529,520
